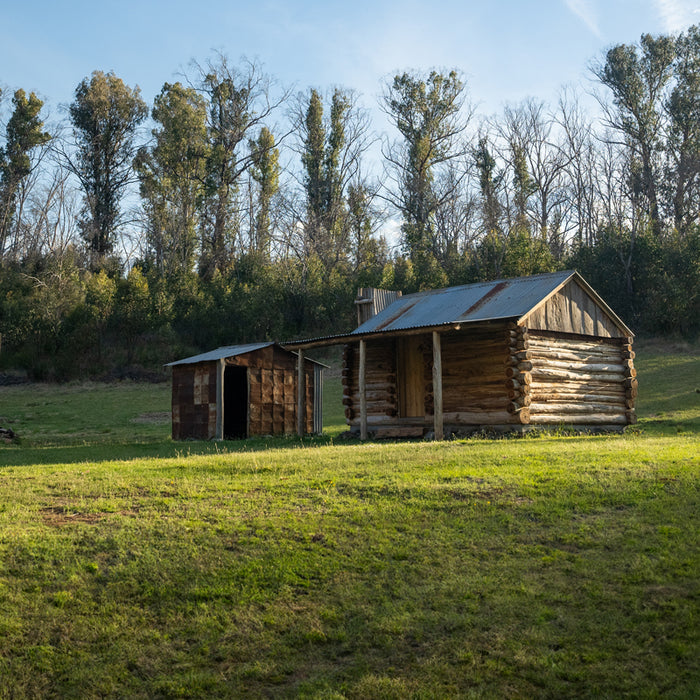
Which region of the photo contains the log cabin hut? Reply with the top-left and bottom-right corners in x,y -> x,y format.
167,342 -> 326,440
285,271 -> 637,439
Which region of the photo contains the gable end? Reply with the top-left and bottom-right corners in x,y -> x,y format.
521,278 -> 628,338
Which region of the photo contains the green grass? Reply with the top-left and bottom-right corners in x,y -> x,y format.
0,341 -> 698,698
631,338 -> 700,435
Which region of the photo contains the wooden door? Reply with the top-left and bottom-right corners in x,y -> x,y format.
398,336 -> 424,417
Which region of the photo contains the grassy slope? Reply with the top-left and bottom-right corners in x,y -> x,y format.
0,342 -> 698,698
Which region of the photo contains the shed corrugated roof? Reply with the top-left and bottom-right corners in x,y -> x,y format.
166,342 -> 330,368
352,270 -> 575,334
166,342 -> 274,366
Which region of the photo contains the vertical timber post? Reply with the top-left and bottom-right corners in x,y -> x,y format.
216,358 -> 225,440
297,349 -> 305,437
432,331 -> 443,441
359,339 -> 367,441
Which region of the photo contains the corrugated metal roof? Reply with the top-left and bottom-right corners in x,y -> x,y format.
283,270 -> 632,350
166,342 -> 274,366
352,270 -> 576,334
166,342 -> 330,368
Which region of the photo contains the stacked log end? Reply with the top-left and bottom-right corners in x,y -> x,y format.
622,338 -> 637,424
506,325 -> 531,424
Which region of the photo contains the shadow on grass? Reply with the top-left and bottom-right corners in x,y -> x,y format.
636,418 -> 700,437
0,431 -> 357,468
1,417 -> 697,469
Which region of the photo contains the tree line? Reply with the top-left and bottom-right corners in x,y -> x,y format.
1,28 -> 699,380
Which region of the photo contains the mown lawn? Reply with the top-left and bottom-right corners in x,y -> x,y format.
0,340 -> 698,698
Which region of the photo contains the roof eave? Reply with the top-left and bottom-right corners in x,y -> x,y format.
283,316 -> 521,350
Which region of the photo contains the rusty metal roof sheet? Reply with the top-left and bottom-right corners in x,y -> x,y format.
353,270 -> 576,334
166,342 -> 275,366
166,342 -> 330,368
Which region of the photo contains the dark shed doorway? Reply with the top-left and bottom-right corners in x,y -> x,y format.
224,366 -> 248,438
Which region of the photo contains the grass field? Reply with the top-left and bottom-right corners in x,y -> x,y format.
0,340 -> 698,698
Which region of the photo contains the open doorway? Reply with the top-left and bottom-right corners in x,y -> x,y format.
224,366 -> 248,438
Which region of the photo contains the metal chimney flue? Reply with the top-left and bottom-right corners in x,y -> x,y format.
354,287 -> 402,327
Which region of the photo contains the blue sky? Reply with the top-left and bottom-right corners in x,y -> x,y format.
1,0 -> 699,127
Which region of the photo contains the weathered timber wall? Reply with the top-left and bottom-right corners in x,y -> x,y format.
172,362 -> 217,440
527,330 -> 636,425
172,345 -> 317,440
340,323 -> 636,435
342,324 -> 532,430
356,287 -> 403,326
523,279 -> 625,338
440,326 -> 524,425
342,339 -> 397,424
227,345 -> 315,436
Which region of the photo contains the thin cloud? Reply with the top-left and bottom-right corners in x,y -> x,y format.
654,0 -> 697,34
565,0 -> 603,39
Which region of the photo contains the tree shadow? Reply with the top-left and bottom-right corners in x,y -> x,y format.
0,432 -> 351,468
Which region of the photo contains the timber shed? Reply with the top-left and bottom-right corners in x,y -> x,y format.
166,342 -> 325,440
286,271 -> 637,439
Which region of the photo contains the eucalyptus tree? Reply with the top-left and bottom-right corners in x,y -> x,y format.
666,24 -> 700,234
293,87 -> 374,271
248,125 -> 280,257
381,69 -> 472,285
433,158 -> 478,276
497,99 -> 572,255
594,33 -> 676,235
302,89 -> 325,241
135,82 -> 209,277
473,132 -> 503,238
0,89 -> 51,259
65,71 -> 147,265
473,131 -> 507,277
195,55 -> 287,278
556,87 -> 601,247
346,180 -> 388,278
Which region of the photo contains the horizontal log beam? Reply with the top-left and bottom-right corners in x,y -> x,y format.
531,368 -> 626,383
528,349 -> 624,364
531,378 -> 625,389
538,359 -> 628,374
343,382 -> 396,393
444,398 -> 511,410
507,350 -> 532,363
529,413 -> 628,425
528,337 -> 626,354
442,410 -> 522,424
530,392 -> 626,404
529,402 -> 626,414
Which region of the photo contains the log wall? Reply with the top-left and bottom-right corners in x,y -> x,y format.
341,323 -> 636,435
527,330 -> 636,426
342,339 -> 397,425
342,324 -> 536,431
440,325 -> 526,425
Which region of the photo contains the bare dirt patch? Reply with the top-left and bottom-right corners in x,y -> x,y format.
40,507 -> 105,525
131,411 -> 171,424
